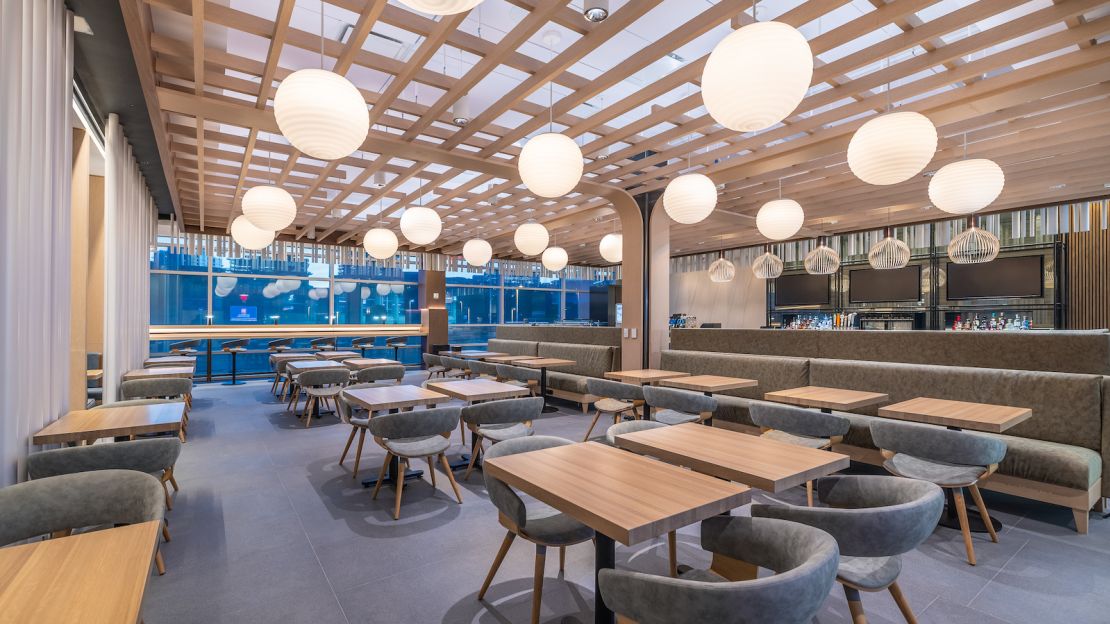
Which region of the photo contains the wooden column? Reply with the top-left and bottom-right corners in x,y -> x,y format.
1065,205 -> 1110,329
420,269 -> 447,351
647,196 -> 670,368
69,129 -> 91,409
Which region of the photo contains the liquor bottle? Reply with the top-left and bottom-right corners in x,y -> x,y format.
953,315 -> 961,331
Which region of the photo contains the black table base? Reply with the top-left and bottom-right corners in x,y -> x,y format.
940,487 -> 1002,534
594,533 -> 615,624
539,367 -> 558,413
361,454 -> 424,489
222,351 -> 245,385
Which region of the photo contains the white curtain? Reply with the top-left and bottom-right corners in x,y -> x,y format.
103,114 -> 155,402
0,0 -> 74,487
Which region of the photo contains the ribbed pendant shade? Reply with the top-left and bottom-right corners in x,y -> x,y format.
751,251 -> 784,279
708,257 -> 736,283
804,243 -> 840,275
948,225 -> 1000,264
868,232 -> 911,269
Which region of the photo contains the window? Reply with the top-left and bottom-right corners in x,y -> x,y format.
150,274 -> 209,324
210,276 -> 330,325
505,289 -> 561,324
334,282 -> 420,324
447,286 -> 499,325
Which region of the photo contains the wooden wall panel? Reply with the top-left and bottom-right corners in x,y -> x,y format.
1066,205 -> 1110,329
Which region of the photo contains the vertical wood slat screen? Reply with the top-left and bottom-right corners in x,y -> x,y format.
0,0 -> 73,486
1065,217 -> 1110,330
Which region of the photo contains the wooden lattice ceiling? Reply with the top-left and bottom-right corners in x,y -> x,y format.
123,0 -> 1110,265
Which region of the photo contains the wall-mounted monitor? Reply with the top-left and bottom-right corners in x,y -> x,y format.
946,255 -> 1044,300
849,266 -> 922,303
774,273 -> 830,307
228,305 -> 258,322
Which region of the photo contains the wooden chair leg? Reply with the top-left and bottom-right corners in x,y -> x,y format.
459,420 -> 466,445
339,427 -> 357,465
558,546 -> 566,573
952,488 -> 976,566
843,584 -> 867,624
393,459 -> 407,520
440,454 -> 464,504
478,531 -> 516,601
888,581 -> 917,624
155,549 -> 166,576
968,484 -> 998,543
371,453 -> 391,500
463,435 -> 482,481
161,481 -> 173,511
304,396 -> 315,428
426,457 -> 437,488
162,521 -> 171,542
806,480 -> 814,507
352,429 -> 367,479
583,409 -> 604,442
532,545 -> 547,624
667,531 -> 678,577
166,467 -> 179,492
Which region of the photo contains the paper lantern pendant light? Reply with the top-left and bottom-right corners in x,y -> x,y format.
663,173 -> 717,224
541,246 -> 569,272
363,228 -> 398,260
929,158 -> 1005,215
463,238 -> 493,267
514,222 -> 549,257
868,230 -> 911,270
230,215 -> 275,250
399,207 -> 442,246
701,21 -> 813,132
518,132 -> 583,198
375,283 -> 391,296
751,251 -> 784,279
948,222 -> 1000,264
599,233 -> 623,263
804,241 -> 840,275
273,68 -> 369,161
756,198 -> 804,240
848,111 -> 937,185
397,0 -> 483,15
242,185 -> 296,231
708,257 -> 736,283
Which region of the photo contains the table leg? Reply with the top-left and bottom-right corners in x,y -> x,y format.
450,429 -> 481,472
361,454 -> 424,488
594,533 -> 615,624
540,367 -> 557,413
223,351 -> 245,385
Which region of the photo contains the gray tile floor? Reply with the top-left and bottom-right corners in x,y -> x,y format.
145,373 -> 1110,623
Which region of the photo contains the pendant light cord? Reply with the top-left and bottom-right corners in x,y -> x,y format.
319,4 -> 325,70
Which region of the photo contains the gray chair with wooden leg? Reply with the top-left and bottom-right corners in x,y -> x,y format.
367,406 -> 464,520
598,515 -> 839,624
870,419 -> 1007,566
27,438 -> 184,512
120,377 -> 193,436
605,419 -> 666,446
0,470 -> 170,575
423,353 -> 448,379
753,475 -> 944,624
494,364 -> 539,397
440,356 -> 470,379
749,400 -> 850,506
353,364 -> 406,385
641,385 -> 717,426
583,378 -> 644,441
479,436 -> 595,624
336,384 -> 376,480
466,359 -> 499,380
295,368 -> 349,428
460,397 -> 541,480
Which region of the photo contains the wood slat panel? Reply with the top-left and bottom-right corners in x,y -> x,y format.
1066,200 -> 1110,329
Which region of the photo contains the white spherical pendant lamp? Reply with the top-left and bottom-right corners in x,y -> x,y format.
599,233 -> 623,263
848,111 -> 937,185
262,283 -> 280,299
216,276 -> 238,291
948,224 -> 1000,264
708,257 -> 736,283
399,207 -> 442,246
337,281 -> 357,293
756,199 -> 805,240
241,185 -> 296,231
541,246 -> 568,272
390,284 -> 405,295
278,279 -> 300,292
360,286 -> 370,300
230,215 -> 275,250
663,173 -> 717,224
751,251 -> 784,279
273,68 -> 369,161
375,283 -> 391,296
397,0 -> 483,15
701,21 -> 813,132
804,242 -> 840,275
514,223 -> 549,257
463,238 -> 493,267
929,158 -> 1005,215
363,228 -> 399,260
518,133 -> 583,198
868,232 -> 911,270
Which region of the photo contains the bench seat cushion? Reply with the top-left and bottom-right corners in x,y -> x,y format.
487,339 -> 539,356
547,371 -> 589,395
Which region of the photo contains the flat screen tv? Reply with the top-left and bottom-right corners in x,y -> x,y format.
946,255 -> 1044,300
849,266 -> 921,303
228,305 -> 258,322
775,273 -> 830,307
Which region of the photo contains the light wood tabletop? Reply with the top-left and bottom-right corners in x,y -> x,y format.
483,355 -> 542,364
604,369 -> 691,385
764,386 -> 889,411
615,423 -> 849,493
660,375 -> 757,394
879,397 -> 1033,433
343,358 -> 400,370
0,521 -> 160,624
120,367 -> 195,382
86,369 -> 103,382
425,379 -> 529,402
515,358 -> 576,369
442,350 -> 508,360
342,384 -> 449,412
143,355 -> 196,367
315,351 -> 360,361
286,360 -> 346,374
269,353 -> 315,362
483,441 -> 750,545
33,403 -> 186,446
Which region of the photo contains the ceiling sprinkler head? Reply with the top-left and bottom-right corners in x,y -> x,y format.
584,0 -> 609,22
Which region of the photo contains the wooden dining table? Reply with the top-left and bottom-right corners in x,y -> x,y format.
603,369 -> 690,386
660,374 -> 757,396
342,358 -> 400,371
120,366 -> 195,382
315,350 -> 360,361
0,520 -> 161,624
516,357 -> 576,413
482,354 -> 542,364
878,397 -> 1032,433
764,385 -> 889,413
343,384 -> 450,489
32,402 -> 186,446
484,441 -> 750,624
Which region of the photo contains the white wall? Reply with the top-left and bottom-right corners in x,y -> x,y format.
669,267 -> 767,329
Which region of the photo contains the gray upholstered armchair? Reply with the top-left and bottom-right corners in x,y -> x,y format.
367,406 -> 464,520
459,397 -> 541,480
440,356 -> 470,378
598,515 -> 839,624
583,378 -> 644,441
642,385 -> 717,426
423,353 -> 447,378
870,419 -> 1006,566
293,368 -> 349,427
479,436 -> 595,624
494,364 -> 539,396
0,470 -> 170,574
353,364 -> 405,385
27,438 -> 183,510
753,475 -> 944,623
466,359 -> 499,379
121,377 -> 192,411
749,400 -> 850,505
605,419 -> 666,446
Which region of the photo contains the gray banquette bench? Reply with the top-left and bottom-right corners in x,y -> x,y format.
660,348 -> 1108,534
488,338 -> 619,412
